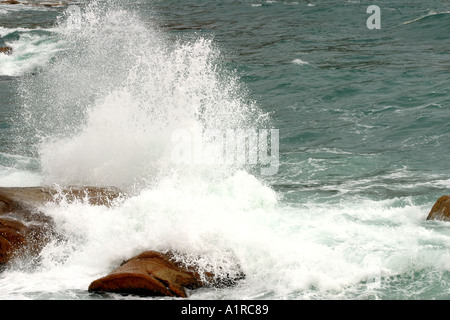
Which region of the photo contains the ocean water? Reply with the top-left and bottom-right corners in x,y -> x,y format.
0,0 -> 449,300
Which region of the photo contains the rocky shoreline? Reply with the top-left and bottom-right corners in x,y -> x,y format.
0,186 -> 448,297
0,186 -> 244,297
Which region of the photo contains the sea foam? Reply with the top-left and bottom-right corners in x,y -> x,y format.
0,27 -> 65,76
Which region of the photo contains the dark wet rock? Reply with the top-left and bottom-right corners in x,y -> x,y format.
0,187 -> 54,264
426,195 -> 450,222
0,216 -> 51,265
0,47 -> 12,55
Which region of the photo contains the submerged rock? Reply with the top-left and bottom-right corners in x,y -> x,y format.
426,195 -> 450,222
0,186 -> 123,265
0,47 -> 12,55
0,186 -> 122,215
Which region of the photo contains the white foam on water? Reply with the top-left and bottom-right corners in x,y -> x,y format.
292,58 -> 310,66
435,179 -> 450,188
0,152 -> 43,187
2,176 -> 448,300
0,27 -> 65,76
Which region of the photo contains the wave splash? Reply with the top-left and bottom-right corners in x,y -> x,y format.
16,1 -> 269,189
5,0 -> 282,298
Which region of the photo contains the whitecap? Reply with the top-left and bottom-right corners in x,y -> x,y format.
292,58 -> 310,65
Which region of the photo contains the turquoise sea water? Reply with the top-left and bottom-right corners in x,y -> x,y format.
0,0 -> 449,300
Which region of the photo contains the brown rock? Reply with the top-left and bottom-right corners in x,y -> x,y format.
0,186 -> 124,265
0,187 -> 54,264
88,251 -> 204,297
0,1 -> 21,4
0,186 -> 122,215
0,218 -> 26,264
0,47 -> 12,55
0,216 -> 50,265
426,195 -> 450,222
1,186 -> 245,297
22,1 -> 68,7
89,250 -> 246,298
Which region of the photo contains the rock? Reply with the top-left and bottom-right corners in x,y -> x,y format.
0,47 -> 12,55
0,216 -> 50,265
426,195 -> 450,222
0,187 -> 54,264
0,1 -> 69,7
88,251 -> 204,298
0,186 -> 123,265
1,186 -> 245,297
88,250 -> 246,298
0,218 -> 25,264
0,1 -> 20,4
